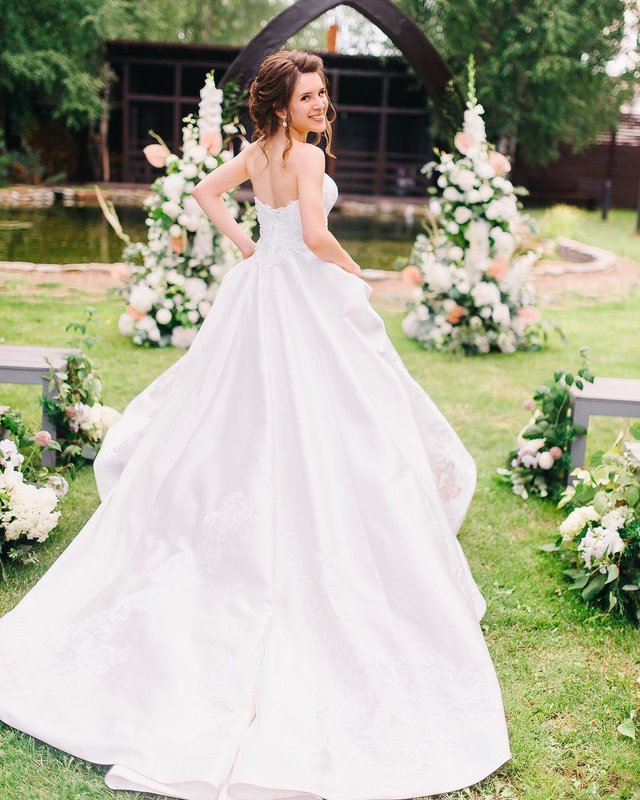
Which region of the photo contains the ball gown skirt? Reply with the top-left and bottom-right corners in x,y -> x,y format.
0,174 -> 511,800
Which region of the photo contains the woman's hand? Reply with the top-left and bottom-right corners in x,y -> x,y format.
341,256 -> 363,277
239,239 -> 257,260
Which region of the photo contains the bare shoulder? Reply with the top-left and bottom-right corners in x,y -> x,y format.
289,142 -> 325,176
240,140 -> 263,169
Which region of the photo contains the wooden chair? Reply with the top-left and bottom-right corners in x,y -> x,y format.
569,377 -> 640,481
0,345 -> 81,467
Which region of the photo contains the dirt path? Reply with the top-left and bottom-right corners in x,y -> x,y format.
1,255 -> 638,309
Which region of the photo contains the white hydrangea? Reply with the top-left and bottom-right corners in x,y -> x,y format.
0,470 -> 60,543
559,505 -> 600,539
578,525 -> 625,570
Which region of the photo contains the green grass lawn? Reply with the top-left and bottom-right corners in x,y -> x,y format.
1,280 -> 640,800
527,205 -> 640,263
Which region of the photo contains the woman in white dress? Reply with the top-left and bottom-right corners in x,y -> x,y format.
0,49 -> 511,800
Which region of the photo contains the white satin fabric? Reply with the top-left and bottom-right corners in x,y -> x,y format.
0,173 -> 511,799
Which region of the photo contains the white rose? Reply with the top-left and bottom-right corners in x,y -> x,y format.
454,206 -> 473,224
161,201 -> 181,219
401,311 -> 421,339
181,163 -> 199,180
446,221 -> 459,235
198,300 -> 212,317
437,174 -> 448,188
429,200 -> 442,215
155,307 -> 172,325
476,161 -> 496,179
478,184 -> 494,202
443,186 -> 462,201
169,224 -> 183,237
129,284 -> 157,313
492,302 -> 511,326
455,171 -> 475,192
163,173 -> 186,202
538,451 -> 554,470
118,313 -> 134,336
448,246 -> 464,262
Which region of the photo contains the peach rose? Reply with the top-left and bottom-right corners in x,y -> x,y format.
487,258 -> 508,280
200,129 -> 223,156
126,305 -> 147,320
143,144 -> 170,168
517,306 -> 542,325
488,150 -> 511,176
447,304 -> 465,324
170,235 -> 185,254
401,265 -> 423,286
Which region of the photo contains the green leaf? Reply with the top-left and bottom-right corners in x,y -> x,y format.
571,574 -> 590,589
624,486 -> 640,507
593,491 -> 609,516
581,571 -> 608,601
605,563 -> 619,584
608,591 -> 618,611
630,422 -> 640,441
617,719 -> 636,740
622,584 -> 639,591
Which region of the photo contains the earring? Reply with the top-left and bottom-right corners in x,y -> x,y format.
281,118 -> 288,128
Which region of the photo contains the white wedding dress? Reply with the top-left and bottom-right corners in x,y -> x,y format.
0,173 -> 511,800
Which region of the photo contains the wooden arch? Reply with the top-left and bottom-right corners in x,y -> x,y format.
219,0 -> 461,120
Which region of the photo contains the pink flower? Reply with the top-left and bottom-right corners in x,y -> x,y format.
454,132 -> 477,156
488,150 -> 511,176
200,129 -> 223,156
523,399 -> 536,411
143,144 -> 170,168
64,406 -> 77,419
549,446 -> 563,460
487,258 -> 508,280
34,430 -> 52,447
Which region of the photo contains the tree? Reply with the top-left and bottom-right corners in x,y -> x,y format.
398,0 -> 640,165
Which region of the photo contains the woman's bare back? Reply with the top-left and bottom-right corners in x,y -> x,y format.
244,140 -> 320,210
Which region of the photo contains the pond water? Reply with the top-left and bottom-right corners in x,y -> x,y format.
0,205 -> 419,271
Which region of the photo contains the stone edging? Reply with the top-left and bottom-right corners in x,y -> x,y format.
534,237 -> 617,276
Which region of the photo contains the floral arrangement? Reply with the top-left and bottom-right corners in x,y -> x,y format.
41,307 -> 121,466
402,56 -> 545,355
102,71 -> 256,348
0,408 -> 68,578
496,351 -> 594,500
543,424 -> 640,623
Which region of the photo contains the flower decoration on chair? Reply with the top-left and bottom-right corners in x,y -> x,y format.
106,71 -> 256,348
496,351 -> 594,501
41,307 -> 121,467
0,408 -> 67,579
542,423 -> 640,624
402,56 -> 545,355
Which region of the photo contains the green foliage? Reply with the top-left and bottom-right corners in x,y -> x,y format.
398,0 -> 639,166
549,424 -> 640,624
497,349 -> 595,500
41,307 -> 108,466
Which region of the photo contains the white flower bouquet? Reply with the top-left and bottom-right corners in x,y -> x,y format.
402,56 -> 546,355
543,423 -> 640,623
0,421 -> 67,579
109,71 -> 256,348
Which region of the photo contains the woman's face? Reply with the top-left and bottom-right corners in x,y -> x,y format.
279,71 -> 329,138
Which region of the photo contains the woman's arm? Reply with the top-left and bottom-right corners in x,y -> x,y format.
296,145 -> 362,275
191,147 -> 257,260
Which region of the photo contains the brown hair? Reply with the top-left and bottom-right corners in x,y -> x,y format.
247,49 -> 336,168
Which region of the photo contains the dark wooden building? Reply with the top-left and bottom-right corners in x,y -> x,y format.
513,111 -> 640,209
106,40 -> 433,198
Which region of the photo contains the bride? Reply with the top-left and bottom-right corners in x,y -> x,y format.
0,49 -> 511,800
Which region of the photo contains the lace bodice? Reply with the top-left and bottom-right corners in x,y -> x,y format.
252,173 -> 339,263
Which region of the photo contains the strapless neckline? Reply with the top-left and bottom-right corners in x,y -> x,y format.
254,173 -> 334,212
